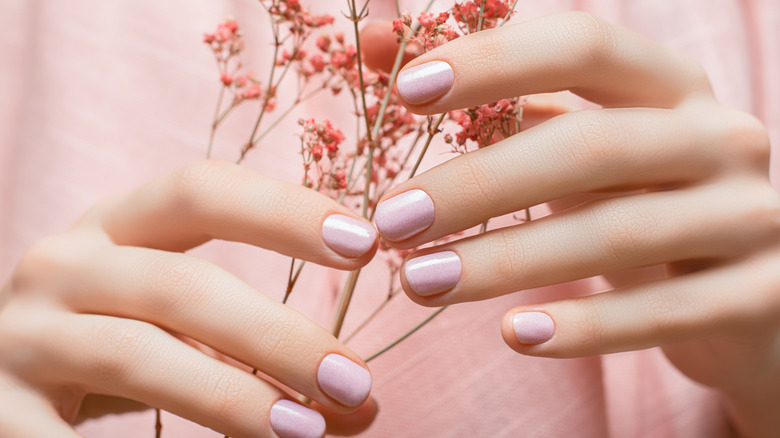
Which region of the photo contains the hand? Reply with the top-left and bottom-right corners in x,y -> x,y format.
373,12 -> 780,436
0,161 -> 379,438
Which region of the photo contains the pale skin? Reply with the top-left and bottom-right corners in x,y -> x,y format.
1,10 -> 779,438
0,162 -> 379,437
373,11 -> 780,438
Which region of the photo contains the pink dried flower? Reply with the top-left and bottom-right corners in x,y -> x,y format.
220,72 -> 233,86
241,83 -> 263,100
316,33 -> 331,52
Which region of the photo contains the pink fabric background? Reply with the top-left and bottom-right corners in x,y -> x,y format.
1,0 -> 778,436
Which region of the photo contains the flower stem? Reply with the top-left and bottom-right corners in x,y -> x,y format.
207,85 -> 227,159
331,269 -> 362,338
155,408 -> 162,438
364,306 -> 448,363
282,259 -> 306,304
409,113 -> 446,179
330,0 -> 436,341
476,0 -> 487,32
499,0 -> 520,26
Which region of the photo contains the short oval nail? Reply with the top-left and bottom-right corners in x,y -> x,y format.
513,312 -> 555,345
396,61 -> 454,105
374,189 -> 434,242
317,354 -> 372,407
270,399 -> 326,438
322,214 -> 377,258
404,251 -> 461,297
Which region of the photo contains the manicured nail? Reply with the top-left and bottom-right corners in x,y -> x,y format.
270,399 -> 326,438
513,312 -> 555,345
322,214 -> 377,258
396,61 -> 454,105
374,189 -> 434,242
404,251 -> 461,297
317,354 -> 372,407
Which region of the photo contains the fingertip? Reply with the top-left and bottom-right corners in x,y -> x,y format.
321,213 -> 378,259
501,308 -> 556,354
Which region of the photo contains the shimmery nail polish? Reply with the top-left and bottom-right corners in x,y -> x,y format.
270,399 -> 326,438
317,354 -> 372,407
404,251 -> 461,297
374,189 -> 434,242
322,214 -> 377,258
513,312 -> 555,345
396,61 -> 454,105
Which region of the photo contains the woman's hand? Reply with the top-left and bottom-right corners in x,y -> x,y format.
374,12 -> 780,436
0,160 -> 378,438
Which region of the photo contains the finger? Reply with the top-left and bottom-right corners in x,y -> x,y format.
0,375 -> 83,438
359,21 -> 418,73
374,105 -> 751,247
87,160 -> 377,269
34,313 -> 331,438
395,11 -> 712,111
498,250 -> 780,361
398,178 -> 779,304
315,397 -> 379,436
55,245 -> 373,412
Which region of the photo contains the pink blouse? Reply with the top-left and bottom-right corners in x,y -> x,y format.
1,0 -> 778,436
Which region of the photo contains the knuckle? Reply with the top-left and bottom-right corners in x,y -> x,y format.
723,110 -> 771,168
561,110 -> 625,180
138,254 -> 218,319
575,298 -> 606,352
203,371 -> 251,420
251,311 -> 318,364
86,320 -> 156,386
165,160 -> 233,214
637,284 -> 683,341
12,235 -> 74,292
492,231 -> 526,281
449,155 -> 505,211
592,200 -> 655,262
679,56 -> 713,96
559,11 -> 618,68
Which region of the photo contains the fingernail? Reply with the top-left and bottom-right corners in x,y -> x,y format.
513,312 -> 555,345
317,354 -> 372,407
270,399 -> 326,438
374,189 -> 434,242
322,214 -> 377,258
396,61 -> 454,105
404,251 -> 461,297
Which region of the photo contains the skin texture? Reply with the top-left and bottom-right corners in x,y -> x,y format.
371,12 -> 780,438
0,161 -> 378,437
1,10 -> 778,438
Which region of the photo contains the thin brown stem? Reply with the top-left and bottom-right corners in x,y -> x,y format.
499,0 -> 520,26
331,270 -> 362,339
343,286 -> 401,343
409,113 -> 446,179
364,306 -> 448,363
155,408 -> 162,438
330,0 -> 437,341
283,259 -> 307,304
207,85 -> 227,159
348,0 -> 374,219
476,0 -> 487,32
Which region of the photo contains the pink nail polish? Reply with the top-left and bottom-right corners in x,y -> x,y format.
396,61 -> 454,105
404,251 -> 461,297
322,214 -> 377,258
317,354 -> 372,407
270,399 -> 325,438
374,189 -> 434,242
513,312 -> 555,345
